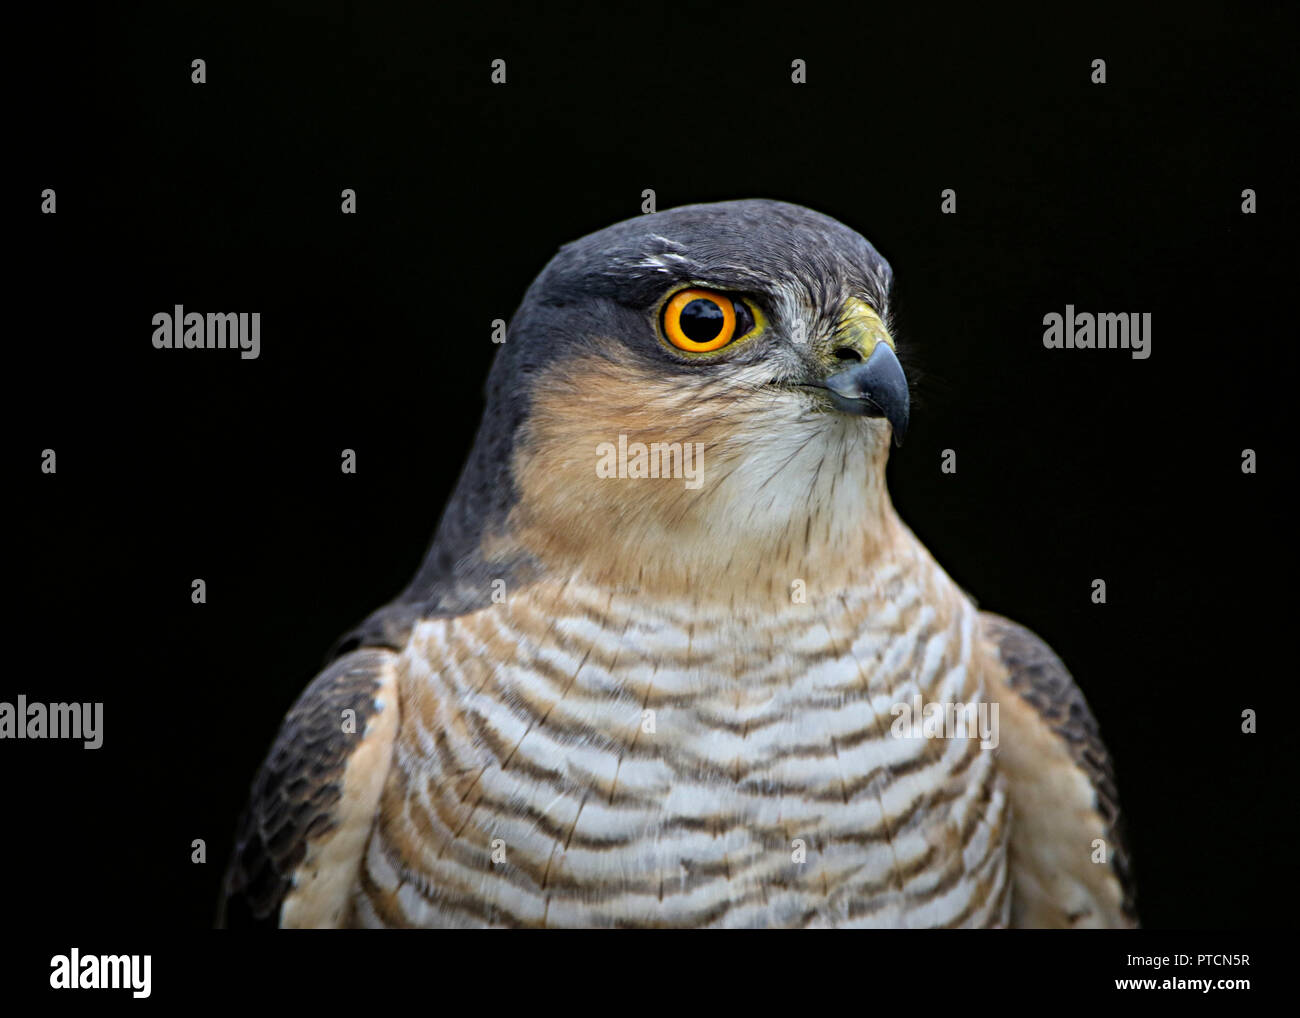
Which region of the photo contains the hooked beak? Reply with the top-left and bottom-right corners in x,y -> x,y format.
811,298 -> 910,446
824,341 -> 910,446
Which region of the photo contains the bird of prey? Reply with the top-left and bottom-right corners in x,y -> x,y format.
220,199 -> 1135,928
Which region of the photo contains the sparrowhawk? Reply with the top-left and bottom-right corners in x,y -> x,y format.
219,199 -> 1135,929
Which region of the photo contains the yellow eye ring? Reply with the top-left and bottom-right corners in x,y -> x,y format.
663,289 -> 738,352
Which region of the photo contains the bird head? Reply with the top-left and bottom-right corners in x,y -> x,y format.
444,199 -> 912,601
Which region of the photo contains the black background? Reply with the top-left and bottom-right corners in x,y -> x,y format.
11,0 -> 1295,938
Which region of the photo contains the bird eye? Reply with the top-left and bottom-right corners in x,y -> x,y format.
662,288 -> 755,353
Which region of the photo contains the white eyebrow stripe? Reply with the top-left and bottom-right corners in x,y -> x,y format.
634,252 -> 692,272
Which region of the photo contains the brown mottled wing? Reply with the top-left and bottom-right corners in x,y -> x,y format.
218,648 -> 399,928
982,612 -> 1137,928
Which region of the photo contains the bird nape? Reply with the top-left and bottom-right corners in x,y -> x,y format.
220,199 -> 1135,929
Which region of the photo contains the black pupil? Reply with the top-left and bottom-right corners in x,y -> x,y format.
680,298 -> 725,342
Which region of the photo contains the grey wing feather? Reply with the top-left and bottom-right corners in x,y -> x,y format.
217,648 -> 394,928
982,612 -> 1138,923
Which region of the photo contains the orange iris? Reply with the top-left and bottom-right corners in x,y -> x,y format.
663,289 -> 738,352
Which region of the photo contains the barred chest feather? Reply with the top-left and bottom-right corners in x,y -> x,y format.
352,551 -> 1012,928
